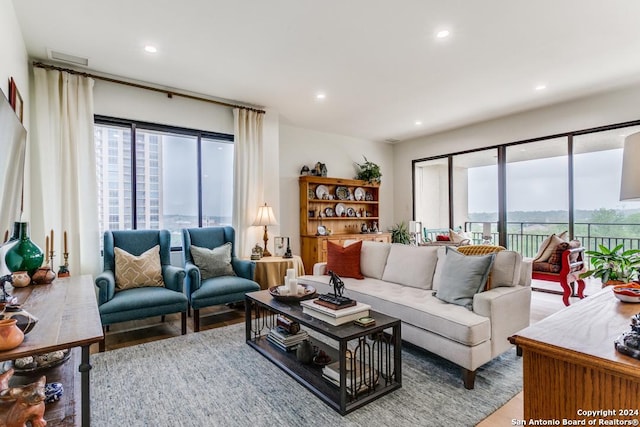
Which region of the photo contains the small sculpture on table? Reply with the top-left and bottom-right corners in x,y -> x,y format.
0,275 -> 17,305
614,313 -> 640,360
318,271 -> 354,307
283,238 -> 293,259
0,369 -> 47,427
251,244 -> 263,260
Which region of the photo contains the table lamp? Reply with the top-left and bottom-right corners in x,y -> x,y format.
620,132 -> 640,201
252,203 -> 278,257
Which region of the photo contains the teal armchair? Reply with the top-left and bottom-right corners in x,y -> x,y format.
182,226 -> 260,332
95,229 -> 188,351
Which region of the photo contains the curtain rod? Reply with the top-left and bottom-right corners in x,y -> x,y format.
32,61 -> 266,114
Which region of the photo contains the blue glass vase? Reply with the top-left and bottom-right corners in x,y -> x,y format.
4,222 -> 44,276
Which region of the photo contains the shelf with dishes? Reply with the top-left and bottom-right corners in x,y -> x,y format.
309,184 -> 377,203
308,203 -> 377,219
308,217 -> 380,221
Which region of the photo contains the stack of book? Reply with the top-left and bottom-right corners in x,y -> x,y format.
322,360 -> 379,395
300,299 -> 371,326
266,326 -> 309,352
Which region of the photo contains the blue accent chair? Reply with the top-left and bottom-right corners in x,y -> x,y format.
95,229 -> 188,351
182,226 -> 260,332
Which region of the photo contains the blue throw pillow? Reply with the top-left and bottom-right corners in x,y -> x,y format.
435,247 -> 495,310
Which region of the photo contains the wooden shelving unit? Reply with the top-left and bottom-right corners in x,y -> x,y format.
298,176 -> 391,273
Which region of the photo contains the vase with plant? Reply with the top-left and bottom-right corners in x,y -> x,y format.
389,221 -> 411,244
354,156 -> 382,184
579,244 -> 640,285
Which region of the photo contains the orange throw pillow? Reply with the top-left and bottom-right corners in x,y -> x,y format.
326,240 -> 364,279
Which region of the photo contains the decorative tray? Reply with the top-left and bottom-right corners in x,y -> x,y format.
269,284 -> 317,302
5,349 -> 71,375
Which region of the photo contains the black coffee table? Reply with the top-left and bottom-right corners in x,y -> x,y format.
245,290 -> 402,415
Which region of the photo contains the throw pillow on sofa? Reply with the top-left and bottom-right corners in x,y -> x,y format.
326,240 -> 364,279
434,247 -> 495,309
191,242 -> 236,280
114,245 -> 165,291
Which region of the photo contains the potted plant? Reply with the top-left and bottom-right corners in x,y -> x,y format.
579,244 -> 640,285
389,221 -> 411,244
354,156 -> 382,184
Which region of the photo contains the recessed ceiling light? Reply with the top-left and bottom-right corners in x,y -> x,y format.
144,45 -> 158,53
316,93 -> 326,100
436,30 -> 450,39
535,84 -> 547,91
415,121 -> 423,126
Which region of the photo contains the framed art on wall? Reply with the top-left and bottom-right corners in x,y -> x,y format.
274,237 -> 288,257
8,77 -> 23,123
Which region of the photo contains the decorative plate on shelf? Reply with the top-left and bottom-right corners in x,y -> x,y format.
308,188 -> 315,200
269,284 -> 317,302
335,186 -> 349,200
354,187 -> 365,201
324,207 -> 335,217
335,203 -> 346,217
346,207 -> 356,217
315,185 -> 329,200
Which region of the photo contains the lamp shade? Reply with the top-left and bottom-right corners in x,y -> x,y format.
620,132 -> 640,201
252,204 -> 278,226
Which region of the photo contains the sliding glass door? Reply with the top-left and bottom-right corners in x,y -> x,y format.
505,138 -> 568,256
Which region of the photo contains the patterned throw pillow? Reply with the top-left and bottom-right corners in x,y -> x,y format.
190,243 -> 236,280
547,242 -> 570,265
114,245 -> 165,291
326,240 -> 364,279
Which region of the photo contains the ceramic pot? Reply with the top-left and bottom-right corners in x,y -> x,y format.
11,271 -> 31,287
32,267 -> 56,285
45,382 -> 64,404
2,304 -> 38,334
0,318 -> 24,351
4,222 -> 44,277
296,339 -> 314,364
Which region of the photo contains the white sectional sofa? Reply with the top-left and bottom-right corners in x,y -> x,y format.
297,241 -> 532,389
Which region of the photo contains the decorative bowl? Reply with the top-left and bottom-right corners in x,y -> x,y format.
269,284 -> 317,302
613,283 -> 640,303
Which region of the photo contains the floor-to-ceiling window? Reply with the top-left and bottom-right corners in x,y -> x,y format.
412,119 -> 640,255
94,116 -> 234,248
505,137 -> 569,256
414,157 -> 450,233
452,149 -> 498,243
573,125 -> 640,251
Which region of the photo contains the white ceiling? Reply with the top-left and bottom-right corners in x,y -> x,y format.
12,0 -> 640,143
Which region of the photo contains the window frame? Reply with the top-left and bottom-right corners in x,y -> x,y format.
94,115 -> 234,249
411,118 -> 640,248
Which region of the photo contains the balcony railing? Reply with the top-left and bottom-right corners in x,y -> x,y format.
464,221 -> 640,258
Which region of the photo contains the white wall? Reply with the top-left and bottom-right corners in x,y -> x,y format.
0,0 -> 28,121
279,124 -> 394,255
393,82 -> 640,225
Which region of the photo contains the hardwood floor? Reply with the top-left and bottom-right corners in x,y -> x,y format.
94,278 -> 604,426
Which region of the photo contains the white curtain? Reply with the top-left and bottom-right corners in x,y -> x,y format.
232,108 -> 264,258
30,68 -> 100,276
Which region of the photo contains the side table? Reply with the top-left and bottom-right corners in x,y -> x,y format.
251,255 -> 305,289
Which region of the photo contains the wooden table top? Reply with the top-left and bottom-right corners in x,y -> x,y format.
510,286 -> 640,379
0,274 -> 103,361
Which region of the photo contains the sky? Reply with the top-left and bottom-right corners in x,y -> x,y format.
468,148 -> 640,213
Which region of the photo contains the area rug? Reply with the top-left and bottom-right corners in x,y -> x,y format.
90,323 -> 522,426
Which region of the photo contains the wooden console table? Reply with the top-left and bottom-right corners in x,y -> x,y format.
1,275 -> 103,427
509,287 -> 640,422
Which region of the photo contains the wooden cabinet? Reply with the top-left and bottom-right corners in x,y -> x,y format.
299,176 -> 391,272
509,287 -> 640,421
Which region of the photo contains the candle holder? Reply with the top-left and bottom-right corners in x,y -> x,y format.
58,252 -> 70,278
